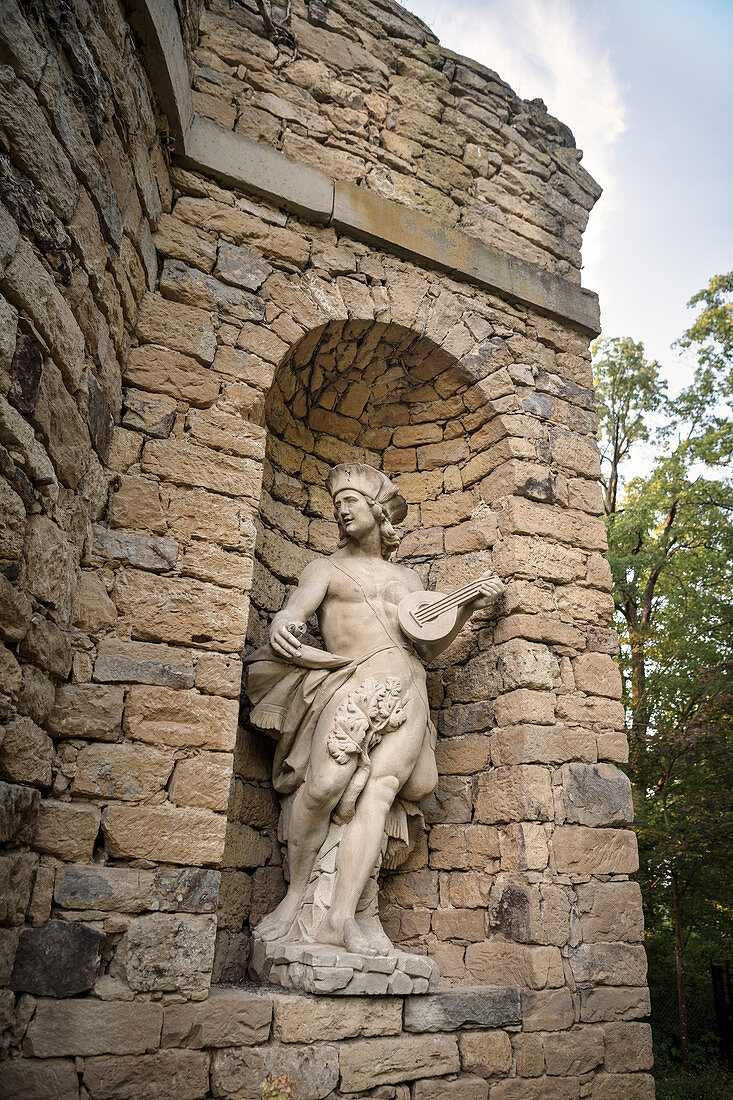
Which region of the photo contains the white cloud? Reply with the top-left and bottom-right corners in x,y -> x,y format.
405,0 -> 627,274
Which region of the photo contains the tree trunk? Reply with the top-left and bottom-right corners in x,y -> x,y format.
671,871 -> 691,1073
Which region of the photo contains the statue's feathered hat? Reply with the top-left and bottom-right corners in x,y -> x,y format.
325,463 -> 407,525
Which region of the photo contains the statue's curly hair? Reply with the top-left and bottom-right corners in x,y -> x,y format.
334,495 -> 402,560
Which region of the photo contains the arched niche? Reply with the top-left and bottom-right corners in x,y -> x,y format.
214,315 -> 506,981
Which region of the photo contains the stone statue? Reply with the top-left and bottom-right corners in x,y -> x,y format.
245,463 -> 504,994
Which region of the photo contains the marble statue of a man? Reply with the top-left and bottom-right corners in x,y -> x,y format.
246,463 -> 503,990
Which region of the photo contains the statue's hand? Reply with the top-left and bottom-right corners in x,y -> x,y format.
270,618 -> 306,659
469,577 -> 505,611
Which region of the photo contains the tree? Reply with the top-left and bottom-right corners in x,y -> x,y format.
592,273 -> 733,1074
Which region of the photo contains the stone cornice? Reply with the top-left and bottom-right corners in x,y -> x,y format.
128,0 -> 601,335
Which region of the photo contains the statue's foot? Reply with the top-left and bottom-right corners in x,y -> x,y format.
319,914 -> 382,957
254,895 -> 301,942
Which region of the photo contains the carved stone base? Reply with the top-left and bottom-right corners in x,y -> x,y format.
250,936 -> 440,996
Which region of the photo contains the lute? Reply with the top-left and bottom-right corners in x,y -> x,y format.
398,572 -> 496,644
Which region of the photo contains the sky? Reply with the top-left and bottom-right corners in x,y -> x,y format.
402,0 -> 733,396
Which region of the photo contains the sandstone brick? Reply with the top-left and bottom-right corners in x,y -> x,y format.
596,732 -> 629,764
142,437 -> 261,500
136,292 -> 216,364
271,992 -> 401,1043
572,653 -> 622,699
19,614 -> 72,678
47,684 -> 124,742
491,725 -> 596,766
602,1021 -> 654,1072
0,715 -> 53,788
122,389 -> 177,438
492,536 -> 586,584
194,652 -> 242,698
494,689 -> 556,727
489,880 -> 570,947
24,998 -> 163,1057
458,1029 -> 512,1076
422,775 -> 473,824
579,987 -> 651,1023
103,804 -> 226,865
174,196 -> 310,269
0,780 -> 39,845
153,212 -> 217,270
54,863 -> 219,914
521,988 -> 575,1032
556,694 -> 626,730
109,475 -> 166,533
513,1032 -> 545,1076
550,429 -> 601,478
499,822 -> 549,871
339,1033 -> 460,1092
568,944 -> 648,987
162,988 -> 270,1049
94,638 -> 195,688
543,1027 -> 604,1074
552,827 -> 638,875
413,1078 -> 488,1100
33,799 -> 100,861
73,572 -> 118,633
435,733 -> 492,775
123,913 -> 216,995
24,515 -> 80,618
380,870 -> 439,909
575,881 -> 644,943
0,1057 -> 79,1099
429,824 -> 499,870
169,753 -> 233,811
475,765 -> 553,823
73,741 -> 174,800
464,940 -> 564,989
490,1076 -> 580,1099
125,685 -> 238,750
442,871 -> 492,909
432,907 -> 486,943
0,851 -> 36,925
496,640 -> 560,692
589,1073 -> 655,1100
560,763 -> 633,827
83,1049 -> 210,1100
494,614 -> 585,650
113,569 -> 249,650
215,241 -> 273,291
212,1042 -> 338,1100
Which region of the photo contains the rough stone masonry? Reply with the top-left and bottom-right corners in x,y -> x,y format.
0,0 -> 653,1096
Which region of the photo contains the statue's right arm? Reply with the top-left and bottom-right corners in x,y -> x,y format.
269,558 -> 332,659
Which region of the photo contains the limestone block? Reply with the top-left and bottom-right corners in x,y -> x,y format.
136,292 -> 216,364
24,998 -> 163,1057
18,613 -> 72,678
491,725 -> 596,766
220,822 -> 273,869
0,851 -> 36,925
560,763 -> 633,827
492,536 -> 586,584
94,638 -> 194,688
33,799 -> 100,861
494,614 -> 585,650
142,437 -> 261,501
556,694 -> 625,730
181,541 -> 255,591
572,653 -> 622,699
10,919 -> 104,997
194,652 -> 242,698
72,741 -> 175,800
442,871 -> 492,909
230,781 -> 279,829
212,1042 -> 338,1100
32,358 -> 90,489
169,753 -> 233,811
125,345 -> 220,408
83,1050 -> 210,1100
0,780 -> 39,845
0,478 -> 25,561
153,212 -> 217,271
497,640 -> 560,692
489,880 -> 570,947
498,822 -> 549,871
0,1057 -> 79,1100
47,684 -> 124,742
54,864 -> 219,914
403,988 -> 521,1033
429,824 -> 499,870
94,525 -> 179,570
432,907 -> 485,943
174,197 -> 310,270
597,732 -> 629,764
458,1029 -> 512,1076
103,804 -> 226,865
475,765 -> 554,823
160,259 -> 266,324
0,393 -> 57,502
576,881 -> 644,943
602,1022 -> 654,1072
465,940 -> 564,989
162,988 -> 271,1049
122,913 -> 216,995
494,689 -> 556,727
568,944 -> 648,987
521,988 -> 575,1031
24,515 -> 80,618
122,388 -> 177,438
338,1033 -> 460,1092
435,733 -> 492,776
73,572 -> 118,633
113,569 -> 249,650
0,715 -> 53,788
542,1027 -> 604,1074
490,1076 -> 580,1099
271,992 -> 401,1042
422,775 -> 473,824
17,664 -> 55,725
413,1078 -> 488,1100
550,430 -> 601,478
125,685 -> 238,750
580,987 -> 651,1023
513,1031 -> 545,1076
589,1073 -> 655,1100
215,241 -> 273,291
109,475 -> 165,534
552,827 -> 638,875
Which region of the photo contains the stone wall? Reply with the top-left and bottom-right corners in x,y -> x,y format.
0,0 -> 653,1096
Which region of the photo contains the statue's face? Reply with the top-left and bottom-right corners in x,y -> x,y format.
334,489 -> 377,540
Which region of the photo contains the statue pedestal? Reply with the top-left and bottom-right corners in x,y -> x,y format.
250,936 -> 439,995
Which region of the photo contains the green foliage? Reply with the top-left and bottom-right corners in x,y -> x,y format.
592,271 -> 733,1076
654,1061 -> 733,1100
